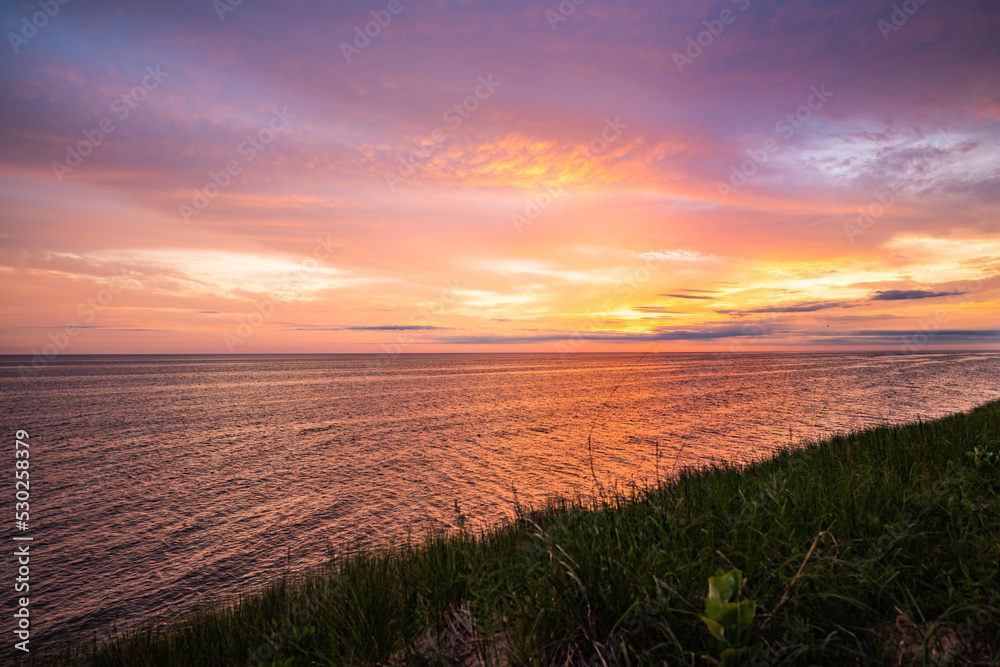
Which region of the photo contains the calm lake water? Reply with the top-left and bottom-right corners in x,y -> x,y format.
1,352 -> 999,648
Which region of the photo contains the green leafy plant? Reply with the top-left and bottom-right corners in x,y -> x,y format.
261,658 -> 296,667
699,568 -> 761,666
261,624 -> 316,667
965,445 -> 997,470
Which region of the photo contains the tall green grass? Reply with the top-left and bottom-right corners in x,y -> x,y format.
30,401 -> 1000,665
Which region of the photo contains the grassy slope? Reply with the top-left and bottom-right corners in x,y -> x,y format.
33,401 -> 1000,666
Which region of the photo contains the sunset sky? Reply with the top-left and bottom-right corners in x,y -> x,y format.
1,0 -> 998,354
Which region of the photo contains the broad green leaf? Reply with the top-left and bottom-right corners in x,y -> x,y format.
708,568 -> 740,605
699,615 -> 728,643
705,595 -> 725,618
720,644 -> 761,667
715,601 -> 742,630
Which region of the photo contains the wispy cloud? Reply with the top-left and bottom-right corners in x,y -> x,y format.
661,294 -> 716,300
281,325 -> 451,332
717,300 -> 855,316
632,306 -> 685,314
871,289 -> 966,301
